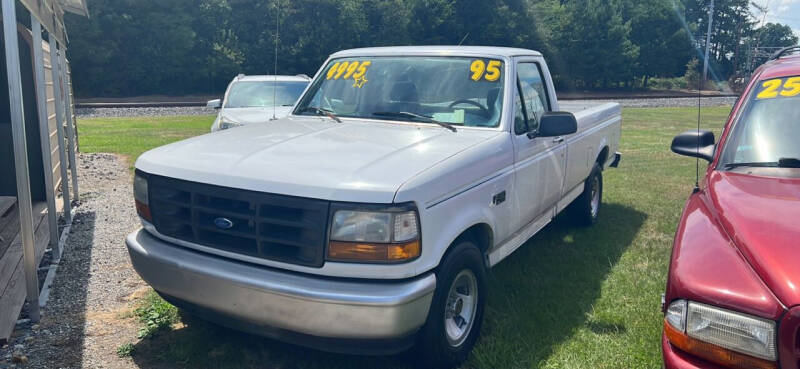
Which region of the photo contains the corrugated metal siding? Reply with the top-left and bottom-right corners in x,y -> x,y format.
41,40 -> 61,192
65,60 -> 77,152
19,0 -> 64,44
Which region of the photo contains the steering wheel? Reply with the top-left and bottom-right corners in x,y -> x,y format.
449,99 -> 490,117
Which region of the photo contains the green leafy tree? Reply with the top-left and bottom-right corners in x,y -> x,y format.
62,0 -> 797,97
552,0 -> 639,89
66,0 -> 225,96
629,0 -> 693,87
684,57 -> 700,89
683,0 -> 754,81
193,0 -> 244,93
755,23 -> 799,48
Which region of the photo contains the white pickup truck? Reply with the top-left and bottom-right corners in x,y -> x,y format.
126,46 -> 621,367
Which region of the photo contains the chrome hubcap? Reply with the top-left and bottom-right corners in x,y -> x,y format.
444,270 -> 478,347
590,175 -> 600,218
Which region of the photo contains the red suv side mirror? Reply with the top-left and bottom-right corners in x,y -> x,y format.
671,130 -> 715,162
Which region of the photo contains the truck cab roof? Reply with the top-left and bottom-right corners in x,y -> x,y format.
234,75 -> 311,82
330,46 -> 543,58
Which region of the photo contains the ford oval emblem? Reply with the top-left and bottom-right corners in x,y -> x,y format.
214,217 -> 234,230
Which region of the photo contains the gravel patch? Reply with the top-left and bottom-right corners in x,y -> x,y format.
76,106 -> 215,119
0,153 -> 146,369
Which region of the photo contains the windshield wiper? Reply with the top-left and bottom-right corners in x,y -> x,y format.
723,162 -> 777,169
779,158 -> 800,168
723,158 -> 800,169
372,111 -> 457,132
298,106 -> 341,123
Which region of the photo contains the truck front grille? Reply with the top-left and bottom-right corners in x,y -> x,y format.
146,174 -> 330,268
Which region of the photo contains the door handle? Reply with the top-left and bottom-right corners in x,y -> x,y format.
552,136 -> 565,144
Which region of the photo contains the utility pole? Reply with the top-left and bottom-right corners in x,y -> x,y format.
702,0 -> 714,89
750,1 -> 771,76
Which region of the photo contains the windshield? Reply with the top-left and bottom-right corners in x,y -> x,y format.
225,81 -> 308,108
294,56 -> 505,127
719,76 -> 800,168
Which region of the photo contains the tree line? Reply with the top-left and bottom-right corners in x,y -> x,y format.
64,0 -> 798,97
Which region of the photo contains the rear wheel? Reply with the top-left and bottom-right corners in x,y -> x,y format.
417,241 -> 486,368
570,163 -> 603,226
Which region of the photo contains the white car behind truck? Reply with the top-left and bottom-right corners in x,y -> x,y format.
207,74 -> 311,131
127,46 -> 621,367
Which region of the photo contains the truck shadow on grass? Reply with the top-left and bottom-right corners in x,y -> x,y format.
128,203 -> 645,369
474,202 -> 646,367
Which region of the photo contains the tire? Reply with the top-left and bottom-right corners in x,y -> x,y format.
416,241 -> 486,369
570,163 -> 603,226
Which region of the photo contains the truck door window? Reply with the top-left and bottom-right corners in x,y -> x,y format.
516,63 -> 550,134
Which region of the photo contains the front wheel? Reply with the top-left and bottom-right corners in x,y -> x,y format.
569,163 -> 603,226
416,241 -> 486,368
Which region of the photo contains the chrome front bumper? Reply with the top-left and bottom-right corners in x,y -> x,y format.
126,228 -> 435,343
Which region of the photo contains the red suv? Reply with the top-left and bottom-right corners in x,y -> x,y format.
662,46 -> 800,369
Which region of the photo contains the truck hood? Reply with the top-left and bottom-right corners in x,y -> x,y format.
136,116 -> 499,203
222,106 -> 294,124
708,171 -> 800,307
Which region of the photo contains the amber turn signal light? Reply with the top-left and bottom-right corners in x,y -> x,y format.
328,240 -> 420,263
664,320 -> 777,369
135,199 -> 152,222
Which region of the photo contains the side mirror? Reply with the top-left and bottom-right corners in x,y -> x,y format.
207,99 -> 222,110
671,130 -> 715,162
535,111 -> 578,138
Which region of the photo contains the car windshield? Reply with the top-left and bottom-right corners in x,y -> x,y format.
719,75 -> 800,169
225,81 -> 308,108
294,56 -> 505,127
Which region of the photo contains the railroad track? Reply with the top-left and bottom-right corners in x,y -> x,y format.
75,101 -> 208,108
75,93 -> 739,109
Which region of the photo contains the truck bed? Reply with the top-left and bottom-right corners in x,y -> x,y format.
558,100 -> 622,201
559,101 -> 621,137
560,101 -> 620,120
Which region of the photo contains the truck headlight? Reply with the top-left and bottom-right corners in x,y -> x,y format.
664,299 -> 777,368
133,171 -> 152,222
328,207 -> 420,263
665,299 -> 686,332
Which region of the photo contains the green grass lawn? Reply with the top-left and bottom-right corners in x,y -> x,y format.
77,115 -> 215,166
79,106 -> 732,368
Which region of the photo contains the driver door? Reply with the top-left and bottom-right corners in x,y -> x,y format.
511,61 -> 567,229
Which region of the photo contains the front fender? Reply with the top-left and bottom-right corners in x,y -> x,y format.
395,133 -> 515,273
413,168 -> 513,273
432,210 -> 496,267
665,192 -> 784,319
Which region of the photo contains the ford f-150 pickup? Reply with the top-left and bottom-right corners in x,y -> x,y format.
126,46 -> 621,367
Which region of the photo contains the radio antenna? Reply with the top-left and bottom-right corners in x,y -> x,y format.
695,0 -> 714,193
694,73 -> 701,193
458,33 -> 469,46
271,0 -> 281,120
